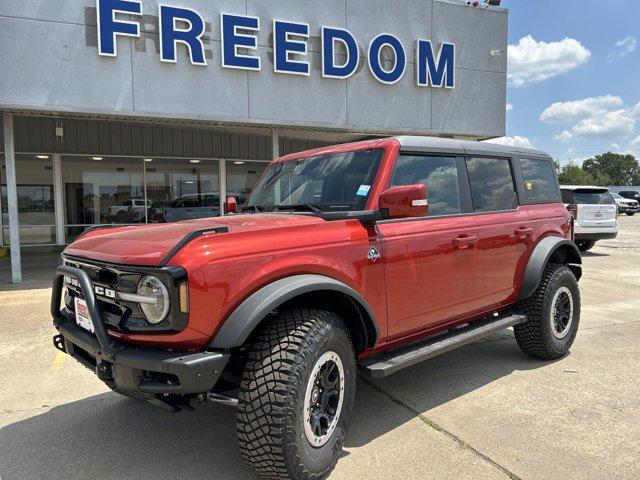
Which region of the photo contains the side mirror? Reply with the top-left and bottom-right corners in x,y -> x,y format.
379,184 -> 428,219
225,196 -> 238,214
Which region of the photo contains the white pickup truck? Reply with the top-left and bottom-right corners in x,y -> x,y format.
561,185 -> 618,251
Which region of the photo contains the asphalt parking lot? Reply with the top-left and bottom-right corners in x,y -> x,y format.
1,215 -> 639,480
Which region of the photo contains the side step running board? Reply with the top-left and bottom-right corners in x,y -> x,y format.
359,314 -> 527,379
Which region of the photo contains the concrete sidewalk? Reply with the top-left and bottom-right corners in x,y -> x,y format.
2,215 -> 639,480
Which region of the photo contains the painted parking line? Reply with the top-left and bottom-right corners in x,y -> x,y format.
51,350 -> 66,371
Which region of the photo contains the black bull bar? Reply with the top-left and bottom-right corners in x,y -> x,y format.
51,266 -> 228,397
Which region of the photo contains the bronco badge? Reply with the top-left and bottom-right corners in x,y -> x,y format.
367,246 -> 381,262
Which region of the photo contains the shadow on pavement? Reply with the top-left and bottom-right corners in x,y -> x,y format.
347,331 -> 555,447
0,333 -> 552,480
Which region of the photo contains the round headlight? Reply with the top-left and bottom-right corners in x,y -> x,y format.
137,276 -> 170,324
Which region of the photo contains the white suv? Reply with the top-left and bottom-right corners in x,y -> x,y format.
561,186 -> 618,252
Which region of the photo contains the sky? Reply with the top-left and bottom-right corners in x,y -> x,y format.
489,0 -> 640,165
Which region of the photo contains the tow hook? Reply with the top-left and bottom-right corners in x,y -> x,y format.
52,335 -> 66,353
96,362 -> 114,382
206,392 -> 239,407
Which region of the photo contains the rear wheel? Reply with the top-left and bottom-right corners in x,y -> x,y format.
576,240 -> 596,252
237,308 -> 356,480
514,264 -> 580,360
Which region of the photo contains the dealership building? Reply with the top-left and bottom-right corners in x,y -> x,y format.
0,0 -> 507,282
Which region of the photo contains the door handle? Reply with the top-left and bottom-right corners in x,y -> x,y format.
514,227 -> 534,237
453,235 -> 478,250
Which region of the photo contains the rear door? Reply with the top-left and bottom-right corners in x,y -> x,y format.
464,156 -> 530,306
573,189 -> 617,228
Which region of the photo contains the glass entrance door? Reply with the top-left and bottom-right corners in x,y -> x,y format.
62,156 -> 145,242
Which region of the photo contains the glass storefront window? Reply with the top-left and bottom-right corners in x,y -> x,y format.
1,154 -> 56,245
3,152 -> 269,245
145,158 -> 220,223
62,155 -> 145,242
227,161 -> 269,207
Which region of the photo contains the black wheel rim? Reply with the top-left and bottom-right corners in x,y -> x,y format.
551,287 -> 574,339
304,351 -> 345,447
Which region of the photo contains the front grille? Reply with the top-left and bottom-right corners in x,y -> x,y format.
61,255 -> 189,334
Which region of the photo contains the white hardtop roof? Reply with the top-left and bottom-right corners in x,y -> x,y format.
393,136 -> 551,158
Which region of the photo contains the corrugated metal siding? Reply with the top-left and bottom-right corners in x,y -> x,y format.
13,116 -> 273,160
279,138 -> 332,156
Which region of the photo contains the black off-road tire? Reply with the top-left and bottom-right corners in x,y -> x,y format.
576,240 -> 596,252
627,212 -> 635,216
237,308 -> 356,480
513,263 -> 580,360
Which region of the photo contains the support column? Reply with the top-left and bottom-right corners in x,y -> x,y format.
3,113 -> 22,283
219,158 -> 227,216
52,153 -> 65,244
271,128 -> 279,159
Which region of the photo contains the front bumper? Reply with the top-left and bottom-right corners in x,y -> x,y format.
619,205 -> 639,213
52,266 -> 228,399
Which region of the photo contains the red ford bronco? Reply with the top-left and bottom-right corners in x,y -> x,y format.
52,136 -> 582,479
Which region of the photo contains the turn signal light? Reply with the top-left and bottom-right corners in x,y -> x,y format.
179,282 -> 189,314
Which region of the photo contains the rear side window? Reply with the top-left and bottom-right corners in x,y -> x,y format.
389,155 -> 461,216
520,158 -> 559,202
573,191 -> 615,205
465,157 -> 517,212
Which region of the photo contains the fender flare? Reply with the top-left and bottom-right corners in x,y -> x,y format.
518,236 -> 582,301
208,274 -> 379,349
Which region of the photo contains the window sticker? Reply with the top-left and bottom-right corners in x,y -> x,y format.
356,185 -> 371,196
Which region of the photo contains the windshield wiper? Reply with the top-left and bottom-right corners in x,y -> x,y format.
241,205 -> 266,213
274,204 -> 322,213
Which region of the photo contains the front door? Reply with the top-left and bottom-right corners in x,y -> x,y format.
376,154 -> 483,339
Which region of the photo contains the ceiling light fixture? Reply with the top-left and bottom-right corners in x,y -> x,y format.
234,161 -> 245,165
144,158 -> 153,162
92,156 -> 103,161
190,160 -> 200,164
36,155 -> 50,159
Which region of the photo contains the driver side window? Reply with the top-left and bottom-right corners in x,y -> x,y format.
390,155 -> 461,216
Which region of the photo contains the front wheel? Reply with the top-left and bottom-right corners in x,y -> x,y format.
627,212 -> 635,216
514,264 -> 580,360
237,309 -> 356,480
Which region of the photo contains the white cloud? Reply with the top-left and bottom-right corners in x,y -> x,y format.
484,135 -> 534,149
542,96 -> 640,142
508,35 -> 591,87
613,36 -> 637,58
540,95 -> 623,123
506,103 -> 513,111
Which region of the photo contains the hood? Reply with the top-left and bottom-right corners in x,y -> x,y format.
64,214 -> 324,266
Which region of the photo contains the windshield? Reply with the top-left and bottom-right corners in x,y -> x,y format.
246,149 -> 384,212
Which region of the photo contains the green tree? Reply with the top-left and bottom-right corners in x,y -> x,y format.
582,152 -> 640,186
557,163 -> 596,185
